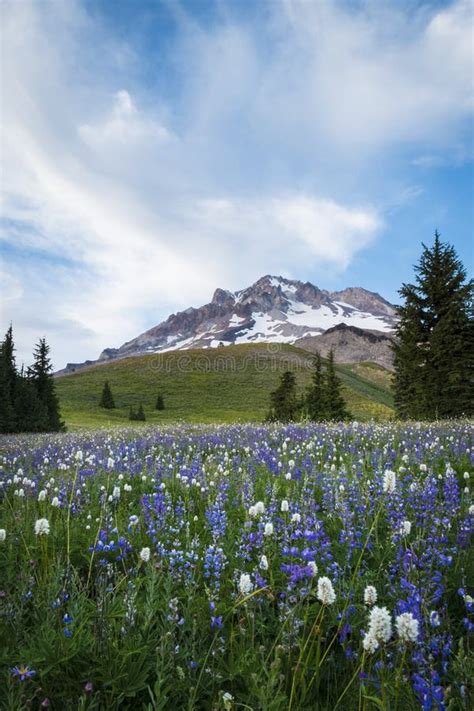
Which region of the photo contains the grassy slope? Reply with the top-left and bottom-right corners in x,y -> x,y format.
55,343 -> 394,428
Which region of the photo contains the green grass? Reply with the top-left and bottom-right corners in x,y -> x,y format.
55,343 -> 394,428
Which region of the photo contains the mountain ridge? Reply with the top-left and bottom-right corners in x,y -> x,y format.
60,275 -> 398,373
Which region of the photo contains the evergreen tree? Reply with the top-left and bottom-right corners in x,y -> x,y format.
99,381 -> 116,409
129,406 -> 137,421
30,338 -> 65,431
324,350 -> 350,421
136,404 -> 146,421
155,394 -> 165,410
393,233 -> 473,419
0,326 -> 17,433
14,370 -> 47,432
267,371 -> 299,422
305,352 -> 326,420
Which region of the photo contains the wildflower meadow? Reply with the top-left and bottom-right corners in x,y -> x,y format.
1,422 -> 473,710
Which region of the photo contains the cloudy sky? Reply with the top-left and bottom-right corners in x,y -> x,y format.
1,0 -> 473,369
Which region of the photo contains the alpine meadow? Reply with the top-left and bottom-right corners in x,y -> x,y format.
1,1 -> 473,710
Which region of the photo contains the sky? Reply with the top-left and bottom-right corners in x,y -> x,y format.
1,0 -> 473,369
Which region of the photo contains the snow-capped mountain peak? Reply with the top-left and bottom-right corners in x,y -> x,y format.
94,275 -> 397,363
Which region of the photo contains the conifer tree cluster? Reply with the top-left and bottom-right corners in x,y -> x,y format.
393,233 -> 473,419
0,326 -> 65,433
267,350 -> 350,422
305,351 -> 350,421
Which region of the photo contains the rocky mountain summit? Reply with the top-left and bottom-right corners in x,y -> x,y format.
60,275 -> 398,373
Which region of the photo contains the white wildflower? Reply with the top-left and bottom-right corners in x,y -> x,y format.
429,610 -> 441,627
368,606 -> 392,643
112,486 -> 121,499
364,585 -> 378,607
363,633 -> 379,654
399,520 -> 412,536
307,561 -> 318,577
264,522 -> 274,537
395,612 -> 419,643
51,497 -> 60,507
34,518 -> 50,536
238,573 -> 252,595
0,529 -> 6,542
317,576 -> 336,605
463,472 -> 470,480
248,505 -> 257,518
75,450 -> 83,462
255,501 -> 265,515
107,457 -> 114,469
222,691 -> 234,710
259,555 -> 269,571
291,512 -> 301,524
281,499 -> 289,512
420,463 -> 427,472
139,547 -> 151,562
38,490 -> 46,502
469,505 -> 474,516
383,470 -> 396,494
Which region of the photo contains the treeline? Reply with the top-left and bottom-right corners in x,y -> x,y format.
99,381 -> 165,422
0,327 -> 65,433
393,233 -> 473,419
267,349 -> 350,422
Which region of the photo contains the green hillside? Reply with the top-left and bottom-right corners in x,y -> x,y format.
55,344 -> 394,428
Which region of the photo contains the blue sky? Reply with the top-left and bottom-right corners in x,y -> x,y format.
1,0 -> 473,368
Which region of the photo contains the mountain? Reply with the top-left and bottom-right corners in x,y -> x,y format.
60,275 -> 397,373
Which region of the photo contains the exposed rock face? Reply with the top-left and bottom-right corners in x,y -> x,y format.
296,323 -> 396,370
57,275 -> 398,373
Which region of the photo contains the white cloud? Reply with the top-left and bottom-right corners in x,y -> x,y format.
0,0 -> 472,367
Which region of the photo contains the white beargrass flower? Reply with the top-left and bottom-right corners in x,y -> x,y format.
291,512 -> 301,524
238,573 -> 252,595
420,463 -> 427,472
112,486 -> 121,499
395,612 -> 419,643
0,529 -> 6,542
255,501 -> 265,515
285,472 -> 292,480
281,499 -> 289,512
399,520 -> 412,536
364,585 -> 378,606
469,504 -> 474,516
139,547 -> 151,562
107,457 -> 114,469
38,490 -> 46,502
368,606 -> 392,643
383,470 -> 396,494
264,522 -> 274,537
34,518 -> 50,536
248,505 -> 257,518
363,633 -> 379,654
51,497 -> 60,507
308,561 -> 318,577
259,554 -> 269,570
75,450 -> 83,462
429,610 -> 441,627
317,576 -> 336,605
222,691 -> 234,710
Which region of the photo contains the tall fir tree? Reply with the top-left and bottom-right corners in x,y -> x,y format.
305,352 -> 326,420
324,350 -> 350,421
14,368 -> 47,432
155,394 -> 165,410
0,326 -> 18,432
267,371 -> 299,422
99,381 -> 116,409
393,233 -> 473,419
30,338 -> 65,431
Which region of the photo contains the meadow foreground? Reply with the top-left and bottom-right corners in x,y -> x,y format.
0,422 -> 473,710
